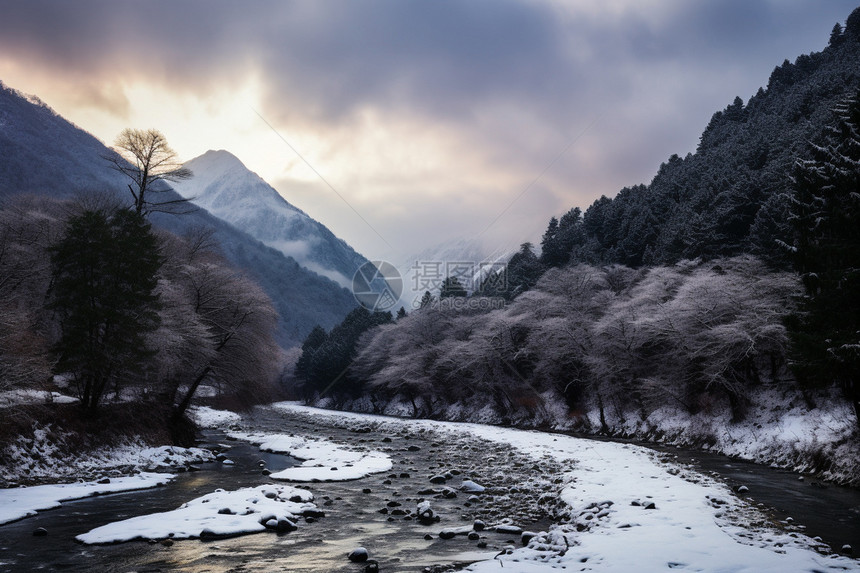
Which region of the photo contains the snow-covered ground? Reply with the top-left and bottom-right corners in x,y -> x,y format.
330,385 -> 860,486
263,403 -> 859,572
0,473 -> 175,525
0,389 -> 78,408
0,423 -> 216,484
76,483 -> 318,544
228,431 -> 393,481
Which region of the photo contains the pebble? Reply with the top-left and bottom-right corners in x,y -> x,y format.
348,547 -> 369,562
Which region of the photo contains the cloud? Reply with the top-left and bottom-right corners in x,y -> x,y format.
0,0 -> 854,259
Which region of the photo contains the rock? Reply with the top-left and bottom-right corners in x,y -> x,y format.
438,529 -> 456,540
348,547 -> 369,562
495,525 -> 522,535
416,501 -> 436,524
460,480 -> 485,493
97,478 -> 111,485
440,487 -> 457,499
468,532 -> 480,540
261,469 -> 271,476
842,544 -> 853,555
468,495 -> 480,503
521,531 -> 537,545
737,485 -> 749,494
217,508 -> 234,515
32,527 -> 48,537
429,475 -> 447,484
643,502 -> 657,510
473,519 -> 486,531
222,459 -> 234,465
362,488 -> 373,494
387,501 -> 402,507
364,561 -> 380,573
477,540 -> 488,548
408,445 -> 421,452
161,538 -> 174,547
382,437 -> 392,443
424,533 -> 433,540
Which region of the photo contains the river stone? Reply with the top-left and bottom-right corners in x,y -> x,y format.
32,527 -> 48,537
521,531 -> 537,545
438,529 -> 456,540
460,479 -> 485,493
365,561 -> 380,573
348,547 -> 369,562
842,544 -> 853,554
429,475 -> 447,484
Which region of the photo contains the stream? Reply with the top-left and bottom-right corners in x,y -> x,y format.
0,407 -> 857,572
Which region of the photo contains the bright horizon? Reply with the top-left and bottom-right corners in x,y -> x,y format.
0,0 -> 854,261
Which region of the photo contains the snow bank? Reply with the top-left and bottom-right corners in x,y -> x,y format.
229,431 -> 392,481
0,425 -> 215,484
272,403 -> 860,572
593,388 -> 860,486
0,473 -> 174,525
188,405 -> 242,428
76,484 -> 317,544
0,389 -> 77,408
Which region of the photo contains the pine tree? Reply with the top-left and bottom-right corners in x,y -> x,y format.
439,276 -> 467,299
49,209 -> 162,413
788,90 -> 860,426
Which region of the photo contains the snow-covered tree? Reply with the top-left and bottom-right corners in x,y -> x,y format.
788,90 -> 860,425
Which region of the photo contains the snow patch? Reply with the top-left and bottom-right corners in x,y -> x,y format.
228,431 -> 392,482
0,473 -> 175,525
76,484 -> 317,544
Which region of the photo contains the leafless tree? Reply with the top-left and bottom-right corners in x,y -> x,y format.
104,128 -> 194,216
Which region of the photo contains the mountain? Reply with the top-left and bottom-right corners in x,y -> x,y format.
0,81 -> 357,348
170,150 -> 367,289
396,236 -> 514,309
540,8 -> 860,271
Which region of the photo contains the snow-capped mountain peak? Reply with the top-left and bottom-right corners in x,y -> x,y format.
171,150 -> 367,288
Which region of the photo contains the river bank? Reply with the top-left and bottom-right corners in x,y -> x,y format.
0,403 -> 857,572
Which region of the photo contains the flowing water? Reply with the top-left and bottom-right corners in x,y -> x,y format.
0,408 -> 857,572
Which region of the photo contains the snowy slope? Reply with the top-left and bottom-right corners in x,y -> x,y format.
171,150 -> 368,288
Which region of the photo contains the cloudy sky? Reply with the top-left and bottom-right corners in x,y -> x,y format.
0,0 -> 854,261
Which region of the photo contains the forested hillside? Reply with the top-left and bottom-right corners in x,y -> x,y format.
534,12 -> 860,272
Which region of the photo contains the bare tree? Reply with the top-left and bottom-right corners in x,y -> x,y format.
104,128 -> 194,216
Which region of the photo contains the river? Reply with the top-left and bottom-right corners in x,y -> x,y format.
0,406 -> 857,572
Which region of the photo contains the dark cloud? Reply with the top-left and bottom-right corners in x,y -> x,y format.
0,0 -> 855,256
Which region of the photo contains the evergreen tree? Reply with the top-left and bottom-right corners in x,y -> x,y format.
49,209 -> 162,413
439,276 -> 467,298
295,308 -> 392,399
419,290 -> 434,309
294,325 -> 327,382
505,242 -> 545,299
396,306 -> 407,319
788,90 -> 860,426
